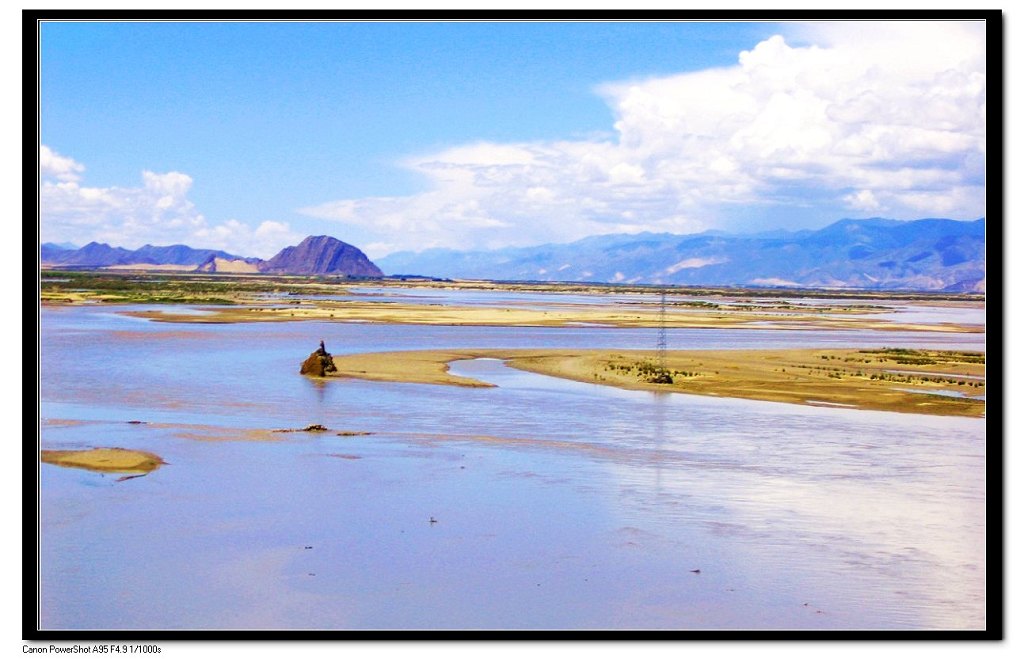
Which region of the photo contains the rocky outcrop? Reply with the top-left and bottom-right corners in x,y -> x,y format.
261,235 -> 384,277
300,340 -> 338,377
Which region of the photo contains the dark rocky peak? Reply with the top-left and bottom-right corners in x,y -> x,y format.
261,235 -> 384,276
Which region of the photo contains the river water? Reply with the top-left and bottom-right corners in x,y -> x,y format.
36,296 -> 987,631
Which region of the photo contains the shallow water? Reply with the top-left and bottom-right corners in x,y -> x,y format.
895,387 -> 986,401
36,298 -> 987,631
872,304 -> 985,326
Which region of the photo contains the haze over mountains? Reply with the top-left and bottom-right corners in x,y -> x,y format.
380,217 -> 985,292
41,217 -> 985,292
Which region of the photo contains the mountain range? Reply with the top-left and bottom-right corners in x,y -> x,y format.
40,217 -> 986,291
377,217 -> 985,292
41,235 -> 382,278
40,241 -> 242,268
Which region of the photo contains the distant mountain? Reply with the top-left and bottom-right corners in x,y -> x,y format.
259,235 -> 383,277
41,242 -> 79,260
40,235 -> 385,278
376,218 -> 986,292
41,242 -> 243,267
41,221 -> 982,291
40,243 -> 76,263
130,244 -> 242,266
61,242 -> 135,266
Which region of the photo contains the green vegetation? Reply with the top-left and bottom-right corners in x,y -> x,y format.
604,358 -> 704,384
41,270 -> 251,304
40,269 -> 986,306
858,347 -> 986,366
39,270 -> 357,305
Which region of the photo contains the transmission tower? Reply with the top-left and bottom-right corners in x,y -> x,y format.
650,288 -> 673,384
657,288 -> 668,373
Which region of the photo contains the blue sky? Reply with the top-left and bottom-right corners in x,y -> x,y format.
39,19 -> 988,257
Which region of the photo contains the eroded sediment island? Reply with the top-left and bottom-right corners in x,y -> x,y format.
40,448 -> 165,475
317,347 -> 985,417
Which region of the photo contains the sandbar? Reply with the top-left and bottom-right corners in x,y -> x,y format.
122,301 -> 980,333
41,272 -> 984,333
40,448 -> 165,474
328,348 -> 985,417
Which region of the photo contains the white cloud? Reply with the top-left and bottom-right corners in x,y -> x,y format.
843,190 -> 881,212
301,21 -> 986,256
191,219 -> 303,258
39,147 -> 301,258
143,170 -> 194,197
40,145 -> 85,183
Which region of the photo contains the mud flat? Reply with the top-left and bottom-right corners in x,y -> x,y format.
328,347 -> 985,417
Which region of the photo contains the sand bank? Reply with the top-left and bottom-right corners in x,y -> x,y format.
41,272 -> 983,333
323,349 -> 498,387
40,448 -> 165,474
329,348 -> 985,417
123,301 -> 980,333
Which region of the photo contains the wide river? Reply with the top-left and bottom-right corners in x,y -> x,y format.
36,293 -> 987,631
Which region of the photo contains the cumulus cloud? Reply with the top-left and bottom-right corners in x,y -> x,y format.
301,21 -> 986,256
843,190 -> 881,212
40,145 -> 85,183
189,219 -> 303,258
39,147 -> 301,258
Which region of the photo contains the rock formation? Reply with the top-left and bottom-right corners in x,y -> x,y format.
300,339 -> 338,377
261,235 -> 384,277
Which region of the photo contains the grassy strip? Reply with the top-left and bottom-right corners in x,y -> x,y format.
40,270 -> 985,304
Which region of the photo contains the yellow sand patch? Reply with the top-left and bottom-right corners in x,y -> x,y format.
40,448 -> 165,474
330,348 -> 985,417
203,258 -> 261,273
124,301 -> 979,333
103,263 -> 197,272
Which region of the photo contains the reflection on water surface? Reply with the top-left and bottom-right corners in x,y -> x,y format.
37,299 -> 986,631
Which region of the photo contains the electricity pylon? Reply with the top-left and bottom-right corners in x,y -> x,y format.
650,288 -> 673,384
657,289 -> 668,373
